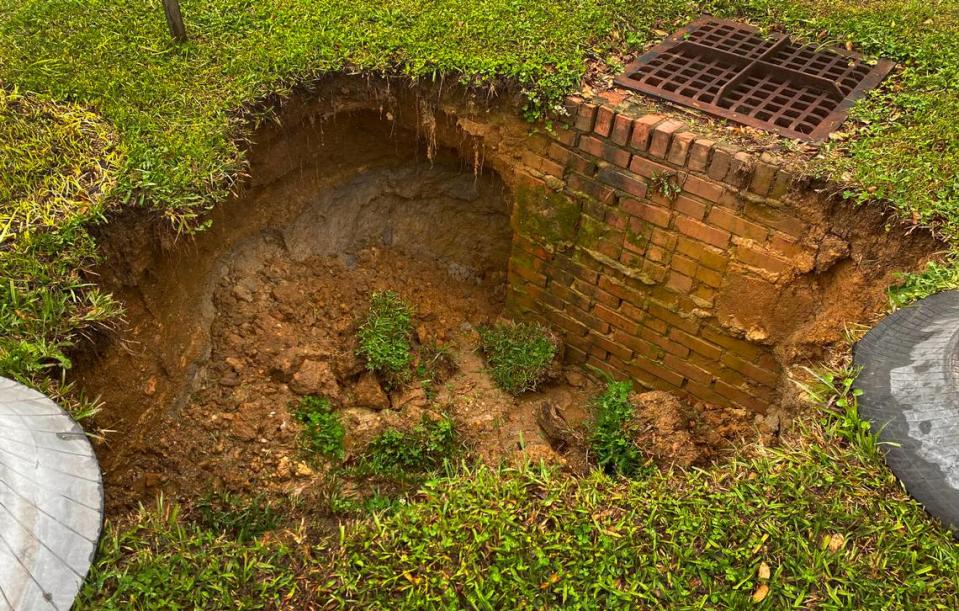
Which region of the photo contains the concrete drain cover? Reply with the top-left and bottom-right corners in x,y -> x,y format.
0,377 -> 103,610
615,17 -> 894,141
855,292 -> 959,532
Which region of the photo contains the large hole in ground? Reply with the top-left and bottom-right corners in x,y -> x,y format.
74,81 -> 939,522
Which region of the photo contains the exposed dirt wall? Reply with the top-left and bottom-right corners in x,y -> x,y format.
75,77 -> 941,506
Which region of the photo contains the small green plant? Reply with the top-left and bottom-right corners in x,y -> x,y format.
193,491 -> 282,543
415,342 -> 456,400
328,491 -> 401,516
589,380 -> 648,477
888,258 -> 959,309
293,395 -> 344,461
357,291 -> 414,387
479,322 -> 556,394
361,416 -> 458,477
796,365 -> 880,460
652,170 -> 681,201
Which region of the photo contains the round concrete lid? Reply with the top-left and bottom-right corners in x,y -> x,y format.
855,291 -> 959,532
0,377 -> 103,610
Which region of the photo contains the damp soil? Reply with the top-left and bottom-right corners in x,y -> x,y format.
90,239 -> 756,520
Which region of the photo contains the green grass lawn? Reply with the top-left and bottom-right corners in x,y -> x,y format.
80,382 -> 959,608
2,0 -> 958,393
3,0 -> 959,606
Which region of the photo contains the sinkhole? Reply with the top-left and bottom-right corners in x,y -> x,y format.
70,79 -> 941,520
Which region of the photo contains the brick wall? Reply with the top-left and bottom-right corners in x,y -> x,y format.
503,95 -> 820,414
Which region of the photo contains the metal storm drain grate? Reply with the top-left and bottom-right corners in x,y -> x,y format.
614,18 -> 895,141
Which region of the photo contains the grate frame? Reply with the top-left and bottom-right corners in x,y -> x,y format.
614,18 -> 895,141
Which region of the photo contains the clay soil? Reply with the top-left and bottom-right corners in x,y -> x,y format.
73,99 -> 766,523
87,241 -> 759,521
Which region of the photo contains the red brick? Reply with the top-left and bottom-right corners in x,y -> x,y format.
566,304 -> 612,335
589,356 -> 629,382
666,271 -> 694,293
721,353 -> 780,387
691,285 -> 716,306
610,114 -> 633,146
579,136 -> 631,168
574,102 -> 597,132
513,235 -> 551,261
706,207 -> 768,242
565,344 -> 587,365
594,304 -> 637,333
648,119 -> 684,159
668,131 -> 696,167
688,138 -> 714,173
641,259 -> 668,283
565,331 -> 591,356
509,261 -> 547,287
647,245 -> 668,263
566,174 -> 615,204
588,330 -> 633,361
669,257 -> 694,280
630,114 -> 664,151
674,195 -> 707,221
588,344 -> 609,361
563,95 -> 583,116
597,167 -> 648,198
768,169 -> 793,199
551,283 -> 591,312
702,325 -> 761,360
566,151 -> 597,176
598,275 -> 645,305
546,307 -> 588,336
546,142 -> 572,166
648,301 -> 700,334
642,314 -> 668,334
593,284 -> 622,309
622,198 -> 670,228
714,380 -> 768,413
736,244 -> 792,275
605,208 -> 629,231
694,266 -> 724,288
628,155 -> 672,180
682,174 -> 724,203
649,227 -> 678,250
552,126 -> 578,147
675,237 -> 727,272
675,216 -> 731,249
727,151 -> 754,189
669,329 -> 722,360
685,380 -> 727,406
630,355 -> 685,387
578,135 -> 605,158
613,330 -> 660,361
707,146 -> 735,182
556,257 -> 600,285
769,233 -> 806,259
664,353 -> 713,385
749,158 -> 777,196
620,300 -> 645,323
743,202 -> 805,237
539,157 -> 565,178
603,148 -> 632,170
593,106 -> 615,137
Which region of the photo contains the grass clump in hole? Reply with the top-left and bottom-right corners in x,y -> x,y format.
589,380 -> 648,478
357,291 -> 414,388
478,321 -> 556,394
293,396 -> 344,461
360,416 -> 458,479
